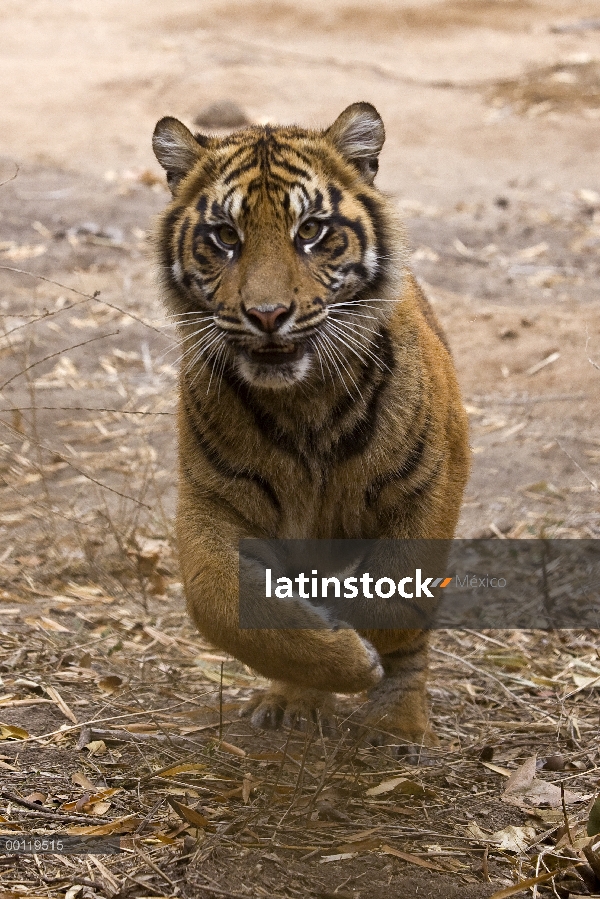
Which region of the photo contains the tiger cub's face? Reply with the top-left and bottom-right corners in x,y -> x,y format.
153,103 -> 402,390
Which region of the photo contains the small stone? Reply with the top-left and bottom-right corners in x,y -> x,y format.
499,327 -> 518,339
194,100 -> 251,129
495,196 -> 509,208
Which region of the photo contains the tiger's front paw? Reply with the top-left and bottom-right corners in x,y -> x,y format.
355,690 -> 439,759
241,684 -> 337,735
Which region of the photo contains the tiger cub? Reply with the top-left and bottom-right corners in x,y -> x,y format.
152,102 -> 469,745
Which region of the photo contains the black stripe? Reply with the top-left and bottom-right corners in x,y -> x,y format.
283,145 -> 317,169
177,217 -> 190,261
222,370 -> 315,475
182,386 -> 281,513
296,307 -> 323,325
383,654 -> 428,670
365,412 -> 433,508
383,639 -> 428,661
219,314 -> 242,324
223,159 -> 260,185
328,232 -> 349,260
355,192 -> 392,296
329,327 -> 395,463
215,144 -> 253,178
328,365 -> 382,462
269,155 -> 312,181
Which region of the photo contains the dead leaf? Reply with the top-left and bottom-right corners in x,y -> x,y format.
491,825 -> 537,852
167,796 -> 210,828
481,762 -> 512,777
85,739 -> 107,756
572,673 -> 600,690
214,739 -> 246,758
320,852 -> 357,863
44,685 -> 77,723
465,822 -> 490,841
143,625 -> 174,646
90,801 -> 112,816
504,756 -> 537,794
487,870 -> 558,899
366,776 -> 428,798
380,844 -> 449,873
67,815 -> 142,836
366,776 -> 407,796
37,616 -> 71,633
339,828 -> 380,843
97,675 -> 123,694
62,789 -> 119,814
24,792 -> 46,805
72,772 -> 96,791
587,795 -> 600,836
502,755 -> 584,808
242,776 -> 252,804
0,724 -> 29,740
159,763 -> 207,777
518,781 -> 584,808
333,837 -> 382,854
89,856 -> 120,896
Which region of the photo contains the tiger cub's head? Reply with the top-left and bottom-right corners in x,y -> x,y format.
153,103 -> 404,390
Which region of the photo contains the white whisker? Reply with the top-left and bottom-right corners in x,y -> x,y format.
310,335 -> 335,387
329,315 -> 381,338
184,329 -> 223,376
319,331 -> 359,397
325,319 -> 389,372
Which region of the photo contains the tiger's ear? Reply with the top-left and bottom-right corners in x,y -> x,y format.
326,103 -> 385,185
152,117 -> 205,193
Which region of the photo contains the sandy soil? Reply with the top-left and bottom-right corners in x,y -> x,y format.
0,2 -> 599,898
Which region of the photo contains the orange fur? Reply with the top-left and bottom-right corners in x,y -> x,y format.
153,103 -> 470,743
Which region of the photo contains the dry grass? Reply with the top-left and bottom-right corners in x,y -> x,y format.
0,606 -> 599,897
0,171 -> 598,897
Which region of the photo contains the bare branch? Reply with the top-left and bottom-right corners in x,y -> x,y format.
0,405 -> 174,415
0,331 -> 119,392
0,162 -> 19,189
0,265 -> 167,335
0,414 -> 152,508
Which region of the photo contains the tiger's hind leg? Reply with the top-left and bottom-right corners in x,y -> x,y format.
242,682 -> 337,735
360,634 -> 438,752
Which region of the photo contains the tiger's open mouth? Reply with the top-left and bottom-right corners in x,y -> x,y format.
247,343 -> 305,366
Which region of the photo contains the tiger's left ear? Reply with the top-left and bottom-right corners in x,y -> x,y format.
152,116 -> 205,193
326,102 -> 385,185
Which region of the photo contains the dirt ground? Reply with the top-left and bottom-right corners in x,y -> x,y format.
0,2 -> 599,898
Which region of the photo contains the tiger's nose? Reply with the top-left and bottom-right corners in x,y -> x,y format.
244,304 -> 291,333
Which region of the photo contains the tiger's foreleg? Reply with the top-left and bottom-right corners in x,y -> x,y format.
177,496 -> 384,697
359,631 -> 437,748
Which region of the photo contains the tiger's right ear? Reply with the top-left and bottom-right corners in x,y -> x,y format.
152,117 -> 205,193
326,102 -> 385,185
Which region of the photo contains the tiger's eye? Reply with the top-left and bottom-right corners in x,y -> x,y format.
297,220 -> 321,241
217,225 -> 239,246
